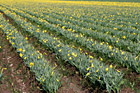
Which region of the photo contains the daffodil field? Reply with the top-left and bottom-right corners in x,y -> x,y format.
0,0 -> 140,92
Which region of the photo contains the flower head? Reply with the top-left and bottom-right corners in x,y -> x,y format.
19,53 -> 23,57
123,36 -> 126,39
86,72 -> 90,76
110,65 -> 113,68
30,62 -> 34,67
100,58 -> 103,61
69,57 -> 72,60
114,28 -> 117,30
106,68 -> 108,72
91,64 -> 94,67
19,48 -> 22,52
59,49 -> 61,52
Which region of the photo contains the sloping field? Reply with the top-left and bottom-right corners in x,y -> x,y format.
62,0 -> 140,2
0,0 -> 140,92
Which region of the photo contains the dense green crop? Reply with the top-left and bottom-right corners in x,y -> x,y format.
0,0 -> 139,92
0,6 -> 125,92
62,0 -> 140,2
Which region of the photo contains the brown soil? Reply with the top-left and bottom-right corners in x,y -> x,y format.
0,30 -> 42,93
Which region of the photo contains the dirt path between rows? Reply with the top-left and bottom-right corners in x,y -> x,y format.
0,30 -> 42,93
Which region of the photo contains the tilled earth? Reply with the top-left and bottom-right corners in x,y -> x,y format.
0,30 -> 42,93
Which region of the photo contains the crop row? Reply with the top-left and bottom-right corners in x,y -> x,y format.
0,7 -> 124,92
10,5 -> 140,49
20,4 -> 140,36
4,5 -> 140,55
24,7 -> 140,43
14,3 -> 140,31
1,6 -> 140,73
0,13 -> 61,92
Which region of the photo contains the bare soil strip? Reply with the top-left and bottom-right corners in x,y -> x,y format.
0,30 -> 42,93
